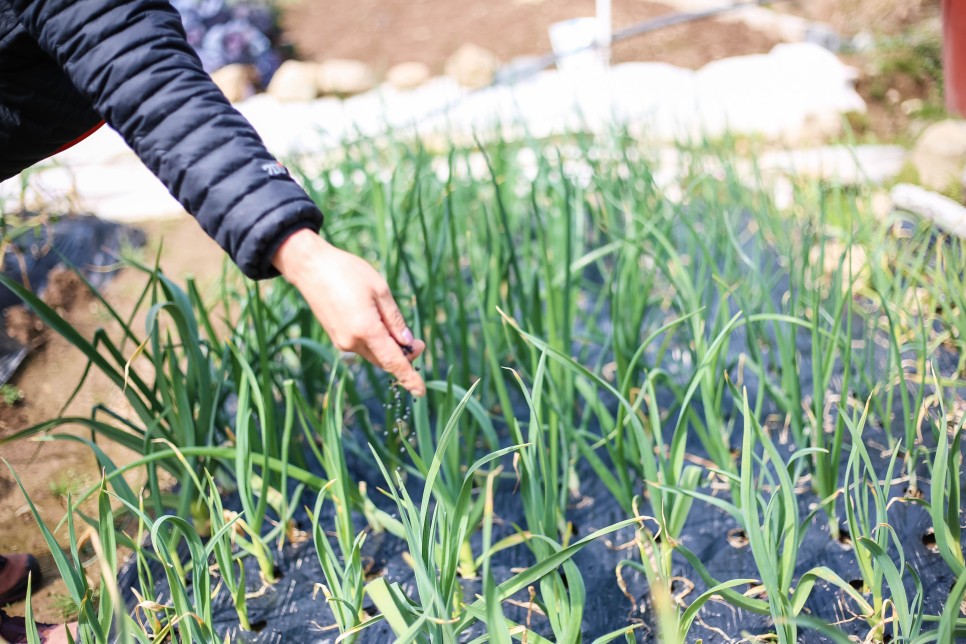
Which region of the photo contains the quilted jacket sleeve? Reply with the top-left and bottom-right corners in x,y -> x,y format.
9,0 -> 323,280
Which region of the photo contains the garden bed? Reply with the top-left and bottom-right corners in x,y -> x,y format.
4,132 -> 966,642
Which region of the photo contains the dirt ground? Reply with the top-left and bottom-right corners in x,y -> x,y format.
281,0 -> 943,142
0,215 -> 224,623
281,0 -> 779,73
780,0 -> 935,37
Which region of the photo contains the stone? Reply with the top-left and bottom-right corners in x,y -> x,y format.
693,43 -> 865,144
910,119 -> 966,192
386,62 -> 431,91
444,43 -> 499,89
266,60 -> 319,102
316,59 -> 376,96
210,64 -> 256,103
901,98 -> 924,116
758,145 -> 907,185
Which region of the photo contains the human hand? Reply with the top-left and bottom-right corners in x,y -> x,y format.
272,229 -> 426,396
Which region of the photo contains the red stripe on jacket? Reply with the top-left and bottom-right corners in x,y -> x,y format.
53,120 -> 105,154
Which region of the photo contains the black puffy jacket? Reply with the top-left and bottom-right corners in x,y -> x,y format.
0,0 -> 323,279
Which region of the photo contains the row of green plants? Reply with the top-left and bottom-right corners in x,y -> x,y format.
3,130 -> 966,642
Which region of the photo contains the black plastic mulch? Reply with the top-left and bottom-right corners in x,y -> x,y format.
0,214 -> 146,384
115,347 -> 966,642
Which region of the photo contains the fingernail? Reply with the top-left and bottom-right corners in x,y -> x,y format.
401,328 -> 414,344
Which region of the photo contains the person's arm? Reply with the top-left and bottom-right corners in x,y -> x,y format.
11,0 -> 310,279
10,0 -> 425,394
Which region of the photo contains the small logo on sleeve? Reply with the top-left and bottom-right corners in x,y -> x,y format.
261,161 -> 288,176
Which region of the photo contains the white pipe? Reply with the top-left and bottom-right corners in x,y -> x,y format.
892,183 -> 966,238
596,0 -> 612,65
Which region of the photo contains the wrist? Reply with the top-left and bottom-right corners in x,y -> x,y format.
271,228 -> 331,286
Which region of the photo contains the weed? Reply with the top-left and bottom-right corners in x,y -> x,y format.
0,383 -> 23,405
48,470 -> 88,502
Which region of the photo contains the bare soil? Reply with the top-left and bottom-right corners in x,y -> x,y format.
281,0 -> 780,73
779,0 -> 936,37
0,215 -> 224,623
848,59 -> 941,143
